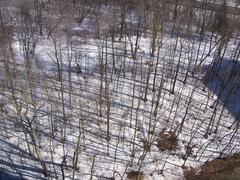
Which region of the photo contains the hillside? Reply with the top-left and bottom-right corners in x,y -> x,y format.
0,0 -> 239,179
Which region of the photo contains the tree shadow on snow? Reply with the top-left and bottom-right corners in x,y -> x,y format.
0,170 -> 24,180
202,58 -> 240,122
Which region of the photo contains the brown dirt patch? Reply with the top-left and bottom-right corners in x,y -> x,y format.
156,131 -> 178,151
127,171 -> 144,180
184,153 -> 240,180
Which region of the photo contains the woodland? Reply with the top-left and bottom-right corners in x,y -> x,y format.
0,0 -> 240,179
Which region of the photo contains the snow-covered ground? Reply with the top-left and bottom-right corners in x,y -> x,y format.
0,2 -> 239,180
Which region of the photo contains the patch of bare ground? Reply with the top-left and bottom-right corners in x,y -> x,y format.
184,153 -> 240,180
156,130 -> 178,151
127,171 -> 144,180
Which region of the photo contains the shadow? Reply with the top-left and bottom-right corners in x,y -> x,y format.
0,138 -> 47,180
0,169 -> 24,180
202,58 -> 240,121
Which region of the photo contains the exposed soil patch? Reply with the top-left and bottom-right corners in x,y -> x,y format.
156,131 -> 178,151
184,153 -> 240,180
126,171 -> 144,180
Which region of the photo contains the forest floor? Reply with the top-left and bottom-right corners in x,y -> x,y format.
184,153 -> 240,180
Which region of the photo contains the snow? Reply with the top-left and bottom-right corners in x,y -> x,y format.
0,2 -> 239,180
